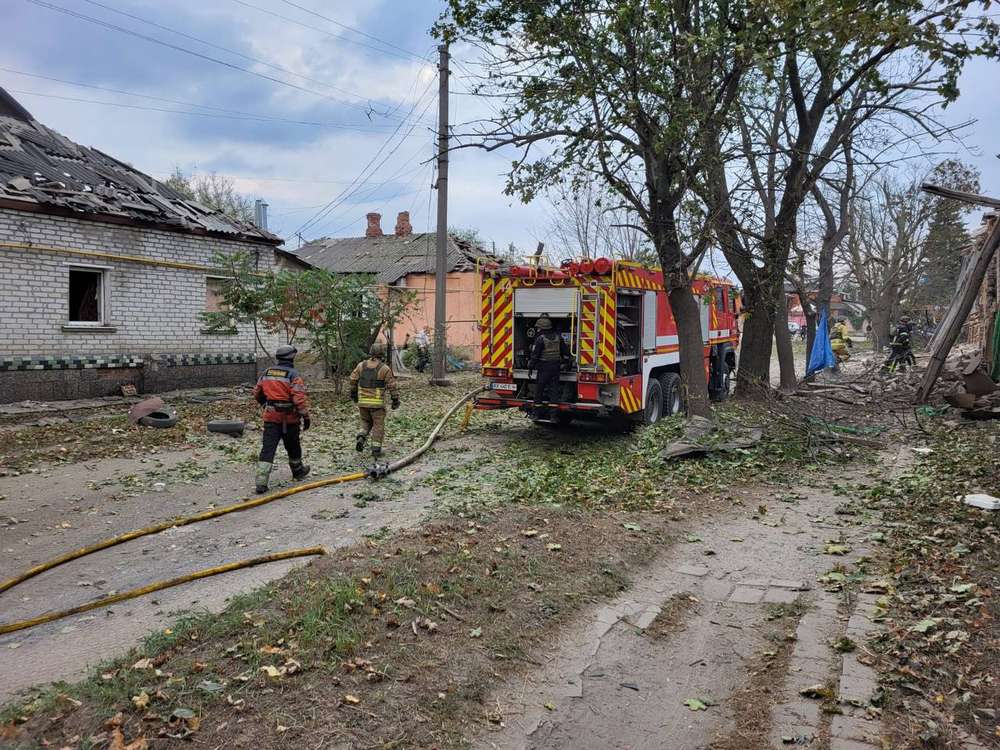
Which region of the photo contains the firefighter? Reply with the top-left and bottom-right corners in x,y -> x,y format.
350,341 -> 400,460
252,344 -> 311,494
528,316 -> 569,417
829,318 -> 851,368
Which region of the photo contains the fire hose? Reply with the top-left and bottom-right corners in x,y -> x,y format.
0,388 -> 483,636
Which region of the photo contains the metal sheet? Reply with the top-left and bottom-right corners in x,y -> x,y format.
514,287 -> 579,315
643,291 -> 657,350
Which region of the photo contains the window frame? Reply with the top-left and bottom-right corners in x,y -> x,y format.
64,263 -> 111,328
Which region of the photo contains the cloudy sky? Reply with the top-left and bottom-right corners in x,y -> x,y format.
4,0 -> 1000,258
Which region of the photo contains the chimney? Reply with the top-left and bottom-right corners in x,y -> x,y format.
253,198 -> 269,230
395,210 -> 413,237
365,212 -> 383,238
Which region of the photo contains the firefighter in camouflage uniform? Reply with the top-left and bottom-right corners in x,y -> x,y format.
252,344 -> 311,493
350,341 -> 400,459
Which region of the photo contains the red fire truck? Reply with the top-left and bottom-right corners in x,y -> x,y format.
476,258 -> 740,424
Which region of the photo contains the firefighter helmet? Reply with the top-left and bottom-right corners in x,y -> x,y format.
369,341 -> 386,358
535,316 -> 553,331
275,344 -> 297,360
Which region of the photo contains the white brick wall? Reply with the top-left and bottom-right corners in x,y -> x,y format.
0,207 -> 284,358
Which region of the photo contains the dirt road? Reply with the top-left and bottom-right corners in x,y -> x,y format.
0,429 -> 484,700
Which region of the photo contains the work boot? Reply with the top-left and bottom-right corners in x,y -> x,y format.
371,445 -> 383,460
290,460 -> 311,480
255,461 -> 272,494
356,434 -> 367,452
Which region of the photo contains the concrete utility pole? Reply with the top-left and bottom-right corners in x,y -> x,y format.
431,43 -> 452,386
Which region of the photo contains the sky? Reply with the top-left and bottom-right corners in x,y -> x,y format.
4,0 -> 1000,260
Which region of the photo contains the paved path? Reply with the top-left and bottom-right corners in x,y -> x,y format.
474,450 -> 909,750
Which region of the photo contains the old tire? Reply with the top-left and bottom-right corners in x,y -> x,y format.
207,419 -> 245,437
643,378 -> 663,425
139,410 -> 178,429
659,372 -> 683,416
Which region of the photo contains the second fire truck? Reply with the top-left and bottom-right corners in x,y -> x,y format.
476,257 -> 739,424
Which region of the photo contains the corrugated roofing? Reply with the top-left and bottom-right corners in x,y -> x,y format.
297,231 -> 491,283
0,87 -> 280,244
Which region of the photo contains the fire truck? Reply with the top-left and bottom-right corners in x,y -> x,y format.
476,257 -> 739,424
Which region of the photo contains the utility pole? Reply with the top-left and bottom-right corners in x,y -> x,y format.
431,42 -> 451,386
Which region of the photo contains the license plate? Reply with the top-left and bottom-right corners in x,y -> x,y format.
489,382 -> 517,392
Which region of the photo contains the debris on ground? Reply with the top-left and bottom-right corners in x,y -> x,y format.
127,397 -> 165,425
661,416 -> 763,460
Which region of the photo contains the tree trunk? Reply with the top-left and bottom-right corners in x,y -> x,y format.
735,282 -> 775,397
774,299 -> 797,391
870,305 -> 891,352
669,284 -> 712,418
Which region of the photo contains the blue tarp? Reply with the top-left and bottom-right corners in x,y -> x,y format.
806,308 -> 837,377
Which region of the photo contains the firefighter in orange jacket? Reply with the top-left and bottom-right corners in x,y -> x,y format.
252,344 -> 311,493
350,341 -> 400,459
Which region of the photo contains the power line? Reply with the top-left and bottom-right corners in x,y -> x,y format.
24,0 -> 424,124
7,88 -> 429,137
306,155 -> 431,236
0,68 -> 407,132
295,76 -> 438,235
277,0 -> 431,62
229,0 -> 429,64
78,0 -> 382,107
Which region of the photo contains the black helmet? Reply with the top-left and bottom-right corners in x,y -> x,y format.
275,344 -> 297,360
536,316 -> 553,331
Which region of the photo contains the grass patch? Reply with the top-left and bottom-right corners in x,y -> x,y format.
2,506 -> 662,749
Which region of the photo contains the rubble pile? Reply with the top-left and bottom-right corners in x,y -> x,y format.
941,351 -> 1000,419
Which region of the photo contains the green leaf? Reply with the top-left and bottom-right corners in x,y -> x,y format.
469,627 -> 483,638
910,618 -> 941,634
622,522 -> 643,532
683,698 -> 709,711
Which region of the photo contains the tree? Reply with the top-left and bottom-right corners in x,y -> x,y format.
201,252 -> 415,389
441,0 -> 774,417
702,1 -> 997,394
841,160 -> 979,350
545,180 -> 653,262
162,167 -> 256,223
912,161 -> 980,310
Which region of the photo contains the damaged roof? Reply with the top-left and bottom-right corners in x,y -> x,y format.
0,87 -> 280,244
297,232 -> 491,283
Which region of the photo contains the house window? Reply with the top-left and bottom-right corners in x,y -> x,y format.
205,276 -> 230,313
68,267 -> 105,324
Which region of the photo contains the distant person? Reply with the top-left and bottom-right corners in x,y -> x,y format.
414,327 -> 431,373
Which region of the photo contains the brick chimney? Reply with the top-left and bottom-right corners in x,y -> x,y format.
394,211 -> 413,237
365,212 -> 383,238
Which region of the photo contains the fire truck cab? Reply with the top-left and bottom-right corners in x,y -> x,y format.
476,258 -> 739,424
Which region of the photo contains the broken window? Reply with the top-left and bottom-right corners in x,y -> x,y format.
205,277 -> 230,313
68,268 -> 103,323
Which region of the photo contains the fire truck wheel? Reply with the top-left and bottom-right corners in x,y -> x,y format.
643,378 -> 664,425
658,372 -> 683,416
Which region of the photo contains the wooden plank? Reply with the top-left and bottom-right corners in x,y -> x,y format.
916,215 -> 1000,402
920,184 -> 1000,208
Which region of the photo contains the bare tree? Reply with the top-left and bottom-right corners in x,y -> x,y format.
546,181 -> 653,262
162,167 -> 256,223
843,177 -> 932,351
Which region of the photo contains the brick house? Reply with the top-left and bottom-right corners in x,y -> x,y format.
0,87 -> 302,403
297,211 -> 493,360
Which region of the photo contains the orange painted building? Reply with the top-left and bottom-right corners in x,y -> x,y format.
297,212 -> 493,361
